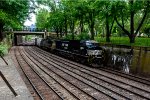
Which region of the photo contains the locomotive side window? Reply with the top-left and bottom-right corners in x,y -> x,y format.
86,42 -> 91,46
62,43 -> 64,46
80,47 -> 84,50
62,42 -> 68,50
65,44 -> 68,46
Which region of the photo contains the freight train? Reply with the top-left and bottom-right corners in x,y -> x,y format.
35,37 -> 105,66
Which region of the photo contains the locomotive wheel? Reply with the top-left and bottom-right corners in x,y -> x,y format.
87,56 -> 93,65
80,57 -> 86,64
91,58 -> 102,67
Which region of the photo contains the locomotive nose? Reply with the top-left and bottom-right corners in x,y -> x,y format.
87,50 -> 102,56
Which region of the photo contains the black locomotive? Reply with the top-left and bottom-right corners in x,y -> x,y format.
35,37 -> 105,66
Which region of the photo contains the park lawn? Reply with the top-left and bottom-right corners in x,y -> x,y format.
95,37 -> 150,47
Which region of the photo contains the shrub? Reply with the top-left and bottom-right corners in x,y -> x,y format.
0,43 -> 8,56
63,34 -> 73,40
76,32 -> 90,40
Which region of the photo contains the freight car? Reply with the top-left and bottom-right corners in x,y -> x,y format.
36,37 -> 105,66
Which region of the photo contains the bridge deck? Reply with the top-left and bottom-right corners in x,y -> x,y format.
13,31 -> 45,34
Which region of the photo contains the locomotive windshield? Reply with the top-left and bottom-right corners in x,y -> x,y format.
85,40 -> 100,49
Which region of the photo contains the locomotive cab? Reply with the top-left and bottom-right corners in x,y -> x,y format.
80,40 -> 103,66
80,40 -> 103,56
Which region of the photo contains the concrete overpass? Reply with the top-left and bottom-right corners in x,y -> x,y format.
13,31 -> 45,46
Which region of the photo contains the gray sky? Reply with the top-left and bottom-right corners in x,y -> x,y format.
24,13 -> 36,26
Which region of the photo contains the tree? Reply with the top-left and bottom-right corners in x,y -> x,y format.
73,0 -> 87,33
114,0 -> 150,43
143,21 -> 150,37
62,0 -> 98,40
59,0 -> 78,39
36,9 -> 49,29
83,0 -> 98,40
144,28 -> 150,37
96,0 -> 115,42
0,0 -> 30,41
47,10 -> 65,38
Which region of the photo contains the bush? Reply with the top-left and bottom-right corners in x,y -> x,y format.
0,43 -> 8,56
63,34 -> 73,40
76,32 -> 90,40
63,32 -> 90,40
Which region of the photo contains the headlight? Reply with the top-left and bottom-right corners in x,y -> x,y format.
87,50 -> 102,56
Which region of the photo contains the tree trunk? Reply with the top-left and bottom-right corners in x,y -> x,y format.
64,18 -> 67,36
59,27 -> 62,38
90,20 -> 95,40
130,38 -> 135,43
70,20 -> 75,40
72,26 -> 75,40
106,34 -> 110,42
129,34 -> 135,43
56,29 -> 59,38
0,23 -> 4,41
106,14 -> 110,42
80,17 -> 84,33
88,10 -> 95,40
130,0 -> 135,43
130,2 -> 136,45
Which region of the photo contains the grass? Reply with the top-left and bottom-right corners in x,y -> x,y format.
95,37 -> 150,47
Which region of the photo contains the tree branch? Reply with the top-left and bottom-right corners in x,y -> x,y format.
121,9 -> 124,28
109,18 -> 115,34
135,5 -> 148,35
115,16 -> 130,36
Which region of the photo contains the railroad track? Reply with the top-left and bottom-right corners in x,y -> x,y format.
13,46 -> 103,100
31,46 -> 150,84
10,47 -> 41,100
19,47 -> 86,100
32,46 -> 150,84
22,47 -> 115,100
29,46 -> 150,100
11,46 -> 150,100
13,47 -> 63,100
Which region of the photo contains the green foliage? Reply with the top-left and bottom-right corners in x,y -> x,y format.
76,32 -> 90,40
38,0 -> 150,44
48,10 -> 65,32
25,35 -> 32,41
114,0 -> 150,43
0,0 -> 30,40
63,34 -> 73,40
63,32 -> 90,40
0,0 -> 30,28
36,9 -> 49,28
0,33 -> 12,55
142,22 -> 150,37
0,43 -> 8,56
95,37 -> 150,47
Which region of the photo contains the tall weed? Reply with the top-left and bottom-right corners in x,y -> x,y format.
0,43 -> 8,56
